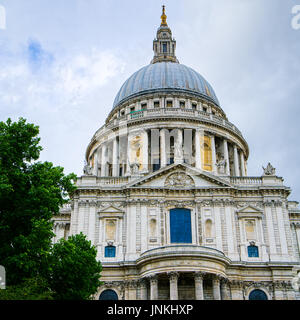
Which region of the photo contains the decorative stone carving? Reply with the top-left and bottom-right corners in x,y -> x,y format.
167,272 -> 179,281
174,140 -> 183,159
83,160 -> 93,175
165,200 -> 194,208
262,162 -> 276,176
216,156 -> 227,174
130,161 -> 140,175
165,172 -> 195,188
194,271 -> 206,280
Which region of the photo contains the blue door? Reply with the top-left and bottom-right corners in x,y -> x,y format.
170,208 -> 192,243
99,289 -> 118,300
249,289 -> 268,300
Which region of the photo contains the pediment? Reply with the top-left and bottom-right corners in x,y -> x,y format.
127,163 -> 233,189
236,205 -> 263,219
98,205 -> 124,218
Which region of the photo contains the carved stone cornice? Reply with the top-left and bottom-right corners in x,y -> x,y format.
229,280 -> 244,288
103,281 -> 125,290
78,199 -> 97,207
54,222 -> 70,229
263,200 -> 283,207
164,200 -> 195,208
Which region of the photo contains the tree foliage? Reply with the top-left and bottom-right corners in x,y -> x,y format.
0,118 -> 77,285
0,277 -> 53,300
46,233 -> 102,300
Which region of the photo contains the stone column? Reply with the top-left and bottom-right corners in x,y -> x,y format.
212,275 -> 221,300
101,144 -> 107,177
195,130 -> 203,170
211,135 -> 217,173
160,129 -> 167,168
168,272 -> 179,300
194,272 -> 205,300
142,130 -> 149,173
139,279 -> 148,300
223,139 -> 230,175
274,281 -> 285,300
150,275 -> 158,300
93,149 -> 98,176
128,280 -> 138,300
112,137 -> 119,176
174,129 -> 183,164
220,278 -> 230,300
125,134 -> 131,176
233,145 -> 240,176
240,152 -> 246,177
87,202 -> 96,244
230,280 -> 244,300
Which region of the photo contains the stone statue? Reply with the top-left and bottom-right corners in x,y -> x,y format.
174,140 -> 183,159
262,162 -> 276,176
83,160 -> 92,175
130,160 -> 140,175
216,156 -> 227,174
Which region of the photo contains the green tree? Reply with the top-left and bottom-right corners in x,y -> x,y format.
0,277 -> 53,300
0,118 -> 76,285
46,233 -> 102,300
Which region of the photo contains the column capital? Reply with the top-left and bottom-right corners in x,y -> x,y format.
167,271 -> 179,282
194,271 -> 206,280
138,278 -> 148,288
149,274 -> 158,284
213,274 -> 223,281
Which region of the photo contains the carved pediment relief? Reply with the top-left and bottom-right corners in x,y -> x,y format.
165,171 -> 195,188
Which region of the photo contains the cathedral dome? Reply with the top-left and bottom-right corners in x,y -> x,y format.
113,62 -> 220,109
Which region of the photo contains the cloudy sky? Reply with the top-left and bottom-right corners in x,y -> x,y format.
0,0 -> 299,200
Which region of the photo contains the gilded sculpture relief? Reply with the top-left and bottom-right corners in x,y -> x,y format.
129,135 -> 143,171
200,135 -> 212,171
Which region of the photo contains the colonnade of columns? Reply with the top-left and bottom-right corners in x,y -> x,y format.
93,128 -> 246,178
139,272 -> 228,300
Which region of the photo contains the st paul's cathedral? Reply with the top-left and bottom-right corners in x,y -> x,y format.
52,7 -> 300,300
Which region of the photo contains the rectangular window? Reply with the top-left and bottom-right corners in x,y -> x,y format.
154,101 -> 160,108
166,100 -> 173,108
192,103 -> 197,110
180,101 -> 185,108
170,208 -> 192,243
105,246 -> 116,258
203,107 -> 207,112
248,245 -> 259,257
130,107 -> 135,113
162,42 -> 167,53
141,103 -> 147,110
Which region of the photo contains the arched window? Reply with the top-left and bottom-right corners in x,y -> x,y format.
99,289 -> 118,300
105,246 -> 116,258
170,208 -> 192,243
249,289 -> 268,300
248,245 -> 259,257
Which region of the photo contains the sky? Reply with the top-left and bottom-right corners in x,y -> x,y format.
0,0 -> 299,200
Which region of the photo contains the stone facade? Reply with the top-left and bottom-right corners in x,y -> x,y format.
52,7 -> 300,300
